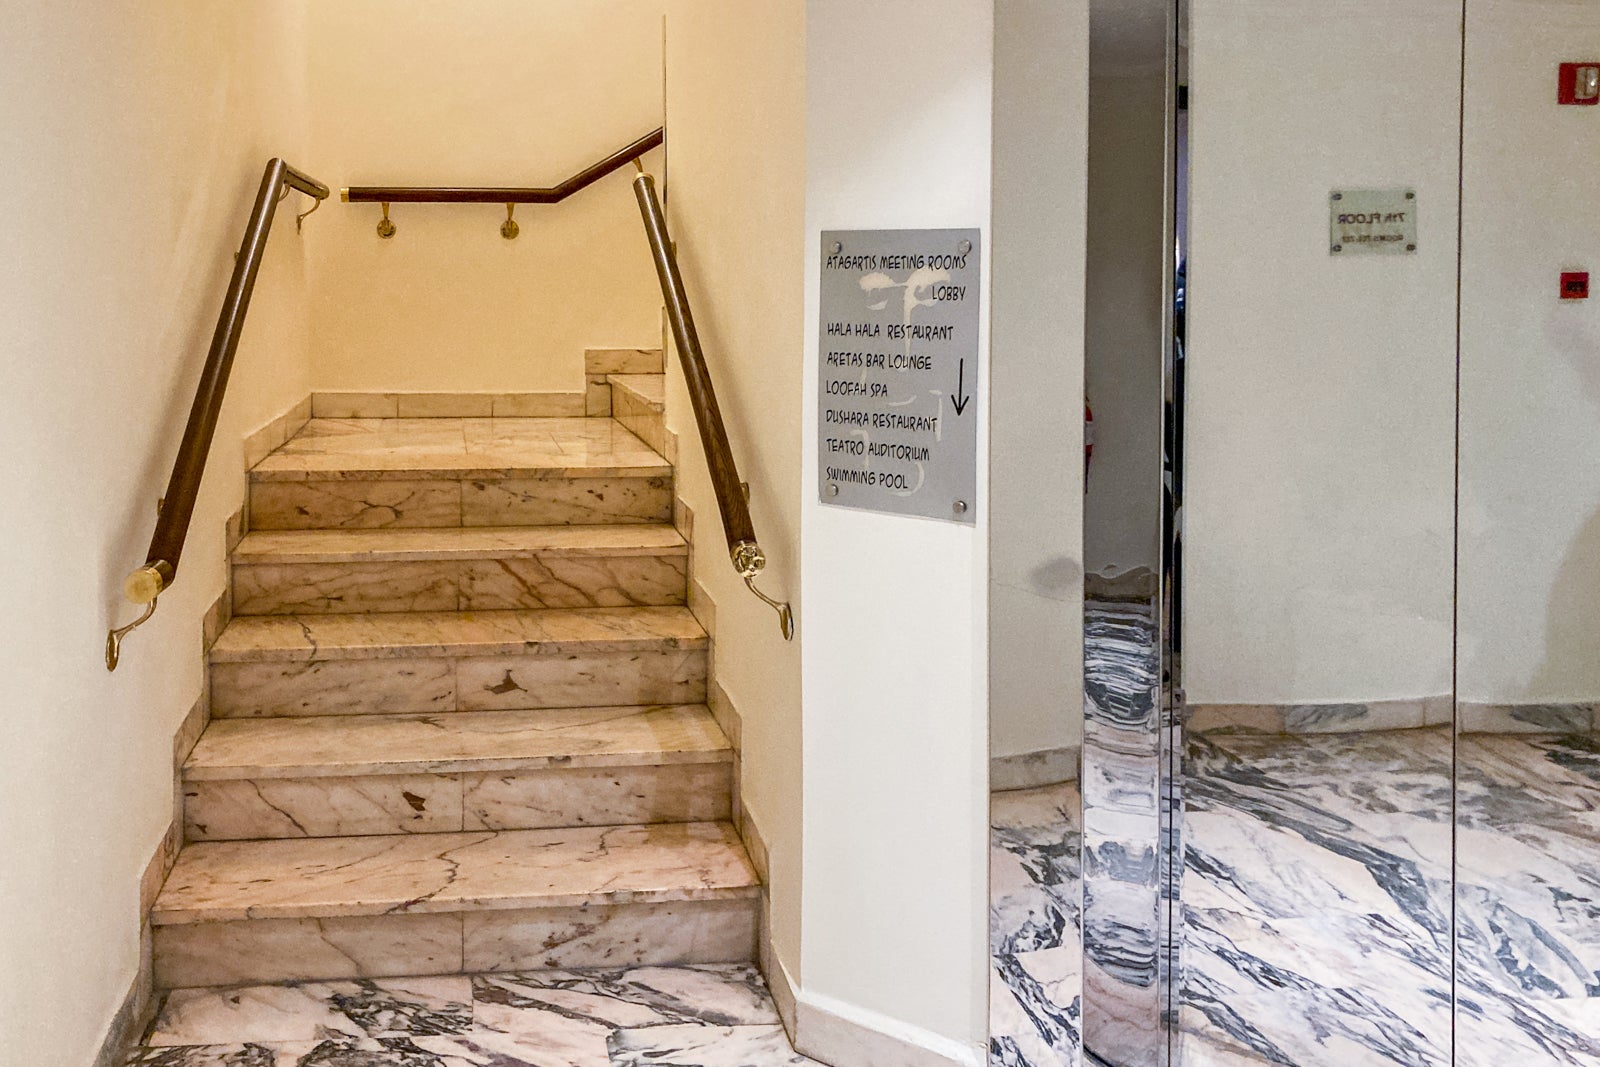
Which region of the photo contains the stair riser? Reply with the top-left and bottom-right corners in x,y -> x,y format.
153,898 -> 758,988
249,476 -> 673,530
184,763 -> 732,841
231,554 -> 688,615
210,649 -> 707,717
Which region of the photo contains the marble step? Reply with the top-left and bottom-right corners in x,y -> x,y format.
150,822 -> 761,987
208,607 -> 708,718
248,417 -> 673,530
181,705 -> 733,840
230,524 -> 689,615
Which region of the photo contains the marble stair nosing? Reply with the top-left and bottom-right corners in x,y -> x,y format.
230,524 -> 688,564
209,605 -> 708,663
230,525 -> 690,616
151,821 -> 760,925
184,704 -> 730,781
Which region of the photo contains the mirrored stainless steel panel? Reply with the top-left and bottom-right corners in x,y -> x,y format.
1455,4 -> 1600,1063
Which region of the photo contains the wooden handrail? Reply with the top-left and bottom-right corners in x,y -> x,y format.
342,128 -> 663,204
630,166 -> 793,640
107,158 -> 329,670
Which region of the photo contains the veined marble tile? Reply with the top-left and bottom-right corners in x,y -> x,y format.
152,822 -> 759,924
490,392 -> 587,418
458,554 -> 686,610
310,392 -> 402,419
992,746 -> 1082,791
394,393 -> 495,418
609,1022 -> 820,1066
586,374 -> 614,417
187,706 -> 729,780
472,964 -> 777,1029
461,475 -> 673,526
146,977 -> 472,1046
463,762 -> 731,830
456,649 -> 707,711
153,913 -> 462,987
184,773 -> 462,840
133,964 -> 806,1064
210,658 -> 456,718
232,525 -> 687,565
232,554 -> 686,615
462,898 -> 759,972
1186,697 -> 1445,736
232,560 -> 460,615
991,781 -> 1082,1067
249,479 -> 462,530
609,375 -> 667,455
209,607 -> 707,663
1457,701 -> 1598,735
586,347 -> 664,375
605,375 -> 666,409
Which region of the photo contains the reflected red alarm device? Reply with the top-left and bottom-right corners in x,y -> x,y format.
1559,63 -> 1600,105
1561,272 -> 1589,300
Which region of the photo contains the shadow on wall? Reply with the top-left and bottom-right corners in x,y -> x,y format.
1532,505 -> 1600,703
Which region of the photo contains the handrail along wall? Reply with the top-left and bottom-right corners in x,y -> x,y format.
339,128 -> 792,638
342,128 -> 663,205
113,127 -> 790,667
629,167 -> 793,639
108,159 -> 329,670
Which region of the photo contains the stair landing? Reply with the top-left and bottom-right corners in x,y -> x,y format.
253,416 -> 669,480
249,417 -> 674,531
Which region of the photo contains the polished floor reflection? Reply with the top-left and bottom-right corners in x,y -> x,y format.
990,782 -> 1084,1067
1455,732 -> 1600,1067
1182,728 -> 1600,1067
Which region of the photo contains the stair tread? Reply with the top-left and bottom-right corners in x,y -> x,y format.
232,524 -> 687,565
210,606 -> 707,662
251,417 -> 671,481
151,821 -> 759,925
185,704 -> 730,780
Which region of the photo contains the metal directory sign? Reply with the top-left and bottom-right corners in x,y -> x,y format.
817,228 -> 980,524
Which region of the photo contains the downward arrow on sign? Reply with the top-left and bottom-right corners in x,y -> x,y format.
952,358 -> 971,416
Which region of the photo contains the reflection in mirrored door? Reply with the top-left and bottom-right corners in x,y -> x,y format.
1454,5 -> 1600,1063
1180,1 -> 1463,1064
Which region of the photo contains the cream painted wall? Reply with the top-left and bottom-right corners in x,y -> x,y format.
1183,0 -> 1461,705
802,1 -> 991,1061
660,0 -> 807,984
1458,0 -> 1600,705
0,3 -> 313,1063
990,0 -> 1090,765
304,0 -> 665,393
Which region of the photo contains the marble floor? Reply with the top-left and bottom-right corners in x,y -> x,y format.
1185,727 -> 1600,1067
990,729 -> 1600,1067
129,964 -> 820,1066
990,782 -> 1084,1067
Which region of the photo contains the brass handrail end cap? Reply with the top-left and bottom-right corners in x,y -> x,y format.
123,565 -> 167,604
339,188 -> 350,203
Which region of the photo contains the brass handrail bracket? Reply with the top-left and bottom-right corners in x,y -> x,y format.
106,598 -> 157,672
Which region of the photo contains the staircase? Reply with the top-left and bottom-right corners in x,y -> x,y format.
149,378 -> 761,989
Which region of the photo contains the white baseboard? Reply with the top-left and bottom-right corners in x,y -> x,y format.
794,988 -> 983,1067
